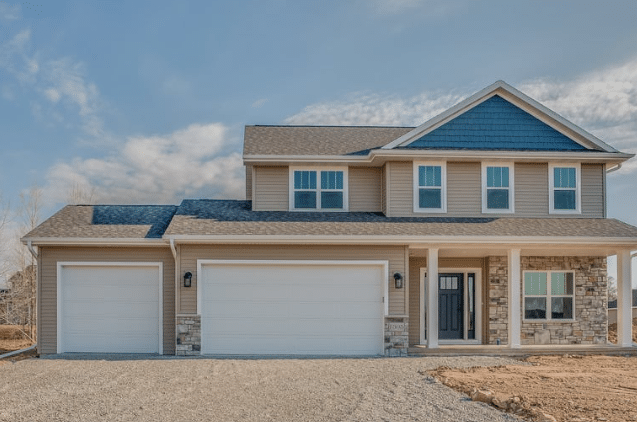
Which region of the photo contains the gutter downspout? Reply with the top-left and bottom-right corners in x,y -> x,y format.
169,238 -> 177,260
606,163 -> 622,173
26,240 -> 38,260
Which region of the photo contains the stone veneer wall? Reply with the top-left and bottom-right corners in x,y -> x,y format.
520,257 -> 607,345
176,315 -> 201,356
488,256 -> 509,345
385,316 -> 409,356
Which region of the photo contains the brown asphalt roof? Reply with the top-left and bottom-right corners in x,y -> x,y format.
24,200 -> 637,242
24,205 -> 177,239
164,200 -> 637,239
243,125 -> 414,156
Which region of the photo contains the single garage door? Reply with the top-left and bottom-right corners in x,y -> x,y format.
58,263 -> 162,354
199,260 -> 386,355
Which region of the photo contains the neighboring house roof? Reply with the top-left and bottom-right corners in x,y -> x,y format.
23,205 -> 178,239
243,125 -> 413,156
164,200 -> 637,240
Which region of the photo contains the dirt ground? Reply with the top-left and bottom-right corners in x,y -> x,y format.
432,355 -> 637,422
0,325 -> 34,354
608,317 -> 637,344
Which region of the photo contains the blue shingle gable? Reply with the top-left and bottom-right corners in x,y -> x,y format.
401,95 -> 590,151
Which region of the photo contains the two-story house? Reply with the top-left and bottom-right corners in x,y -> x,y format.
23,81 -> 637,356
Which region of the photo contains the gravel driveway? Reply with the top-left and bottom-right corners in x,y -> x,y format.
0,356 -> 522,422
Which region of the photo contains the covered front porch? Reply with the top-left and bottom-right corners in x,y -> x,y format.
404,243 -> 635,353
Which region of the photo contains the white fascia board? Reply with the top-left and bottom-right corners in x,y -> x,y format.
22,237 -> 169,247
382,80 -> 622,154
245,150 -> 634,166
166,234 -> 637,247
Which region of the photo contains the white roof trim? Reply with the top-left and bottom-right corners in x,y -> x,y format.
244,150 -> 633,165
382,80 -> 620,153
21,237 -> 168,247
165,234 -> 637,247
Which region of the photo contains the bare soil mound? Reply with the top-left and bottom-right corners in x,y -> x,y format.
608,317 -> 637,344
432,355 -> 637,422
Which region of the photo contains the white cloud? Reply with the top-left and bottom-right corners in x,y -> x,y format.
284,91 -> 465,126
0,1 -> 20,21
251,98 -> 268,108
370,0 -> 472,17
44,123 -> 245,205
0,29 -> 106,139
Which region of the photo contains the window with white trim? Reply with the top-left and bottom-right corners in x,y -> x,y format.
290,168 -> 347,211
482,163 -> 514,213
413,162 -> 446,213
524,271 -> 574,320
549,164 -> 580,213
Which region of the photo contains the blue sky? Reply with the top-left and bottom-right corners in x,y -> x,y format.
1,0 -> 637,281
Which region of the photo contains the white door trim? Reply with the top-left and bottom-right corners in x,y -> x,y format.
57,262 -> 164,354
419,267 -> 482,345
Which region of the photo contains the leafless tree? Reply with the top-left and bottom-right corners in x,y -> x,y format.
3,184 -> 43,341
66,182 -> 97,205
608,276 -> 617,305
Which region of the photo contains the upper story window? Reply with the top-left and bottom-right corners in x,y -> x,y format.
413,162 -> 446,213
289,167 -> 348,211
524,271 -> 574,320
549,163 -> 581,214
481,163 -> 514,213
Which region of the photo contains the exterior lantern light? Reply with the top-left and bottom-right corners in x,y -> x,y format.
184,271 -> 192,288
393,272 -> 403,289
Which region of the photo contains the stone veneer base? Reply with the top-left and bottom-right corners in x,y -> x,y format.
176,314 -> 201,356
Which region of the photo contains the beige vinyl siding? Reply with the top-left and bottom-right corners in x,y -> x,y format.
515,163 -> 549,216
390,161 -> 483,217
349,167 -> 382,212
252,166 -> 288,211
245,165 -> 252,201
581,163 -> 605,218
38,246 -> 175,355
381,165 -> 387,215
408,256 -> 486,346
388,162 -> 413,216
389,160 -> 605,218
179,244 -> 407,316
447,162 -> 481,216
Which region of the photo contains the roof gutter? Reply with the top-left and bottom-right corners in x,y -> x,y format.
21,237 -> 169,247
244,150 -> 634,166
165,234 -> 637,247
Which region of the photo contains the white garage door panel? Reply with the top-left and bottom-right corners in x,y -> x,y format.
200,262 -> 385,355
59,265 -> 161,354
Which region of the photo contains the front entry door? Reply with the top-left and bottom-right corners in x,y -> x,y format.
439,273 -> 464,340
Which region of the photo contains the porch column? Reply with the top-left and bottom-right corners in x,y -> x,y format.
508,248 -> 521,348
427,248 -> 439,349
617,250 -> 633,348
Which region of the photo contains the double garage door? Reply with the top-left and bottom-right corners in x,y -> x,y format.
199,261 -> 386,355
57,261 -> 385,355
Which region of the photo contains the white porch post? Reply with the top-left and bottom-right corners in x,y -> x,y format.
617,250 -> 633,348
508,248 -> 521,348
427,248 -> 439,349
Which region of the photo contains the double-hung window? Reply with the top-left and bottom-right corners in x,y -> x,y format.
413,162 -> 446,213
482,163 -> 514,213
549,163 -> 580,213
290,168 -> 347,211
524,271 -> 574,320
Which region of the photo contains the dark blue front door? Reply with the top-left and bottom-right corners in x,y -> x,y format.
439,273 -> 463,340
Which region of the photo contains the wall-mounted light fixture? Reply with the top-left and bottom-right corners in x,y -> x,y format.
393,272 -> 403,289
184,271 -> 192,288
